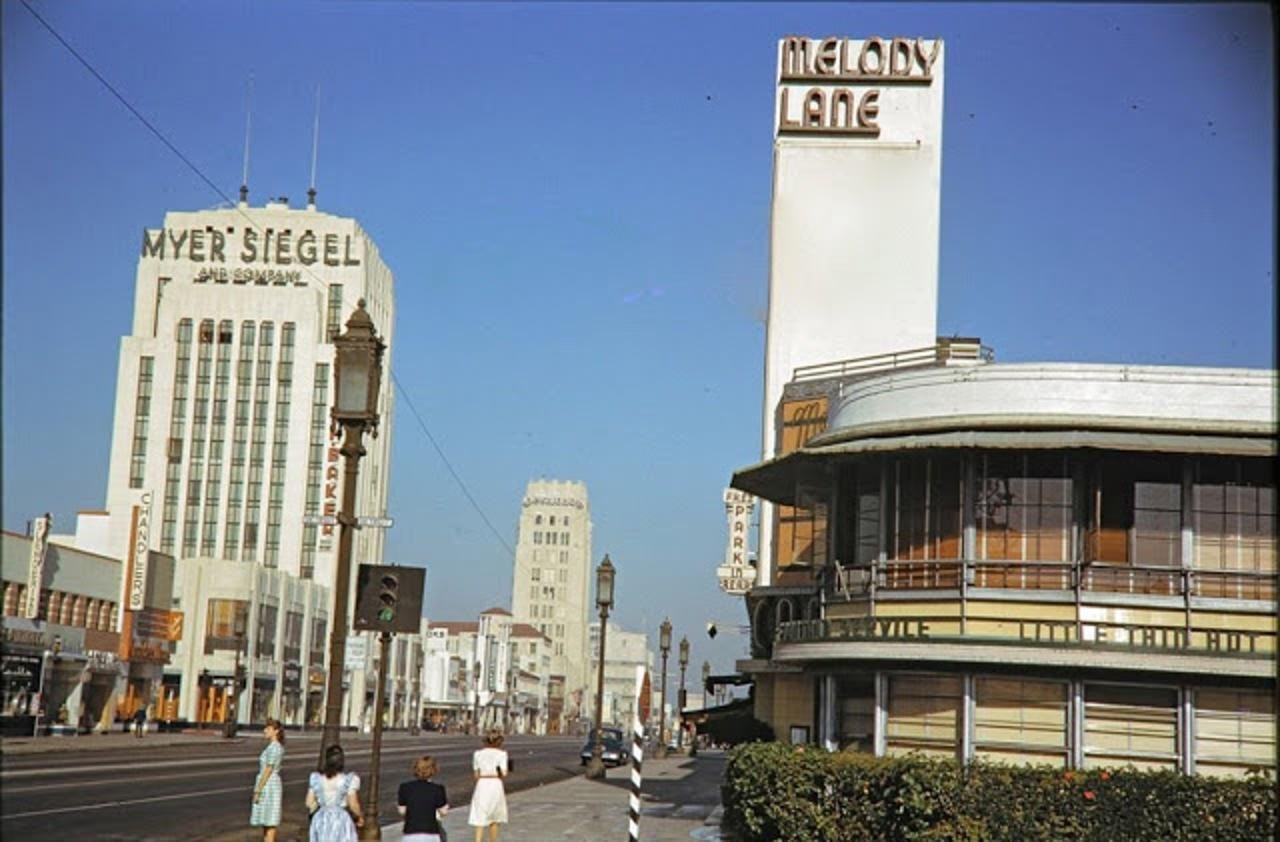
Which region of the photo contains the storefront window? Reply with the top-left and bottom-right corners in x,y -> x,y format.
256,604 -> 278,658
976,454 -> 1072,564
1083,683 -> 1178,771
885,674 -> 961,759
204,599 -> 249,655
1194,688 -> 1275,778
973,677 -> 1069,766
836,675 -> 874,752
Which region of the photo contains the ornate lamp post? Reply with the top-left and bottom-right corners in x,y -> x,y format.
584,555 -> 615,779
655,619 -> 672,758
318,300 -> 385,768
677,637 -> 689,753
225,610 -> 247,738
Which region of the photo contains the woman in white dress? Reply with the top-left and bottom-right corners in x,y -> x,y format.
468,730 -> 509,842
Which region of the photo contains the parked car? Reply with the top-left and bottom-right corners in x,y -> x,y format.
580,726 -> 627,767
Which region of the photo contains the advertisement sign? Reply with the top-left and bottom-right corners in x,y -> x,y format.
24,515 -> 51,619
127,492 -> 153,611
717,489 -> 757,595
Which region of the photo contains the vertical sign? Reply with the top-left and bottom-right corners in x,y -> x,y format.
128,491 -> 153,610
717,489 -> 757,595
24,514 -> 52,618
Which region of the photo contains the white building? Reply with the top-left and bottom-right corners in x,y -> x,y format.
587,621 -> 654,728
73,194 -> 397,727
510,480 -> 592,718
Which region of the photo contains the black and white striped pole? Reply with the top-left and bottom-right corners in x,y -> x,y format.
628,664 -> 651,842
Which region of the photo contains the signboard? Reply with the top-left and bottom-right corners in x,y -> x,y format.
126,492 -> 153,611
303,514 -> 338,526
24,515 -> 51,619
356,516 -> 395,529
638,667 -> 652,724
283,662 -> 302,693
134,609 -> 184,642
717,489 -> 757,595
140,225 -> 363,278
775,36 -> 943,140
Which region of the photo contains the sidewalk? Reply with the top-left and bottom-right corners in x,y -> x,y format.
1,729 -> 245,754
381,751 -> 728,842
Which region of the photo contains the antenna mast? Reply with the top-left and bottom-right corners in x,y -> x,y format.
240,74 -> 253,205
308,85 -> 320,209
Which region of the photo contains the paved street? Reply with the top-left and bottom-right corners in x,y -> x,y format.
1,730 -> 583,841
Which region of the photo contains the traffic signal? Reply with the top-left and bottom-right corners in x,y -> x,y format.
377,573 -> 399,622
354,564 -> 425,634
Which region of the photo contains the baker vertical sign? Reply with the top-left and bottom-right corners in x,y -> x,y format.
717,489 -> 756,595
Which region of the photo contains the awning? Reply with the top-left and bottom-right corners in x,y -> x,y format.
733,429 -> 1276,505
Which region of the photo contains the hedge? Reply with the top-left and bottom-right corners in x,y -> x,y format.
722,742 -> 1275,842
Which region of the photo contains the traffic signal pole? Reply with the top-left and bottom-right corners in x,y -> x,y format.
359,630 -> 392,840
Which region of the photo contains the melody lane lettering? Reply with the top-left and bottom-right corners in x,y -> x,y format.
776,36 -> 940,137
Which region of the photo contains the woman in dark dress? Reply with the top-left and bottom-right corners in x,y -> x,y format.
398,755 -> 450,842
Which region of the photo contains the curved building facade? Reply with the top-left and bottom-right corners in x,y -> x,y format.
733,356 -> 1276,777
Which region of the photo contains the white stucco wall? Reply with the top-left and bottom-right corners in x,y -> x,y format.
829,363 -> 1278,434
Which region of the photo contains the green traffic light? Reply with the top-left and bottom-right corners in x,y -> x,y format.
378,607 -> 395,621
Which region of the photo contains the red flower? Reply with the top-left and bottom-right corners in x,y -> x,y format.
1083,791 -> 1096,801
1063,771 -> 1075,782
1100,771 -> 1111,781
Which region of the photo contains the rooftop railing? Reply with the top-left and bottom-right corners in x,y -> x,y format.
791,338 -> 994,384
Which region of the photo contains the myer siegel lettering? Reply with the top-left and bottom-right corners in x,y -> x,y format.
777,36 -> 940,136
140,226 -> 362,286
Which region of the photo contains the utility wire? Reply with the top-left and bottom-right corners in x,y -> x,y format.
22,0 -> 517,560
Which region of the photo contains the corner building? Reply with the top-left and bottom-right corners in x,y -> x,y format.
732,36 -> 1275,778
510,480 -> 592,717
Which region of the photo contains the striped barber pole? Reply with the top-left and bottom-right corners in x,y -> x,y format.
628,665 -> 651,841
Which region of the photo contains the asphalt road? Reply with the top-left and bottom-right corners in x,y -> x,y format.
1,731 -> 586,841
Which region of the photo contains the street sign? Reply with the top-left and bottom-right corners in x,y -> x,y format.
302,514 -> 338,526
356,516 -> 395,528
638,668 -> 652,724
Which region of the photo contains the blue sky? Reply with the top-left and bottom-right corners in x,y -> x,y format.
3,2 -> 1274,677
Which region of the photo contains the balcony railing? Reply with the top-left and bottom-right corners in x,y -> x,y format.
791,339 -> 994,384
828,559 -> 1275,602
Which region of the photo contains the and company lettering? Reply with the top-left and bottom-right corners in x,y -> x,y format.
777,36 -> 941,137
522,496 -> 586,509
140,226 -> 362,284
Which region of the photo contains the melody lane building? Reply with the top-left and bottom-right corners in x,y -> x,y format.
67,194 -> 397,727
728,36 -> 1276,777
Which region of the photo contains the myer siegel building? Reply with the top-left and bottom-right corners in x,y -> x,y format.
64,191 -> 400,728
729,36 -> 1276,777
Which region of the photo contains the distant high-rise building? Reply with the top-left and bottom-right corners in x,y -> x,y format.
510,479 -> 592,712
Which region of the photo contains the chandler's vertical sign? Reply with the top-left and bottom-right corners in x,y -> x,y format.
776,36 -> 942,138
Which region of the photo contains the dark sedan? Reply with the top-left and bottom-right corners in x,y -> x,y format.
580,727 -> 628,766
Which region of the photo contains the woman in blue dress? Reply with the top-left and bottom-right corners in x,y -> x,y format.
307,744 -> 366,842
250,718 -> 285,842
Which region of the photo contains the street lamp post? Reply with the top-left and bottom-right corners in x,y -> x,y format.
701,661 -> 711,708
226,612 -> 246,738
655,619 -> 672,758
318,300 -> 385,769
677,637 -> 689,753
584,555 -> 615,780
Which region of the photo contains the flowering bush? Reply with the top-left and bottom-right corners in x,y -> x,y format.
721,742 -> 1275,842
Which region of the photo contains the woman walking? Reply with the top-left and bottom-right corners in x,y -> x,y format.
397,755 -> 449,842
307,745 -> 365,842
469,730 -> 509,842
250,718 -> 285,842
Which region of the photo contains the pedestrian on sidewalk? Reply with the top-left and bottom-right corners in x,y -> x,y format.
132,706 -> 147,739
307,744 -> 365,842
250,718 -> 286,842
398,755 -> 449,842
468,730 -> 509,842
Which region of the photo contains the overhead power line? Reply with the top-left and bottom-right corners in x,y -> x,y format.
21,0 -> 517,561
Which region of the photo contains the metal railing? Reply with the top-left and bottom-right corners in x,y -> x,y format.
791,339 -> 994,383
827,559 -> 1275,602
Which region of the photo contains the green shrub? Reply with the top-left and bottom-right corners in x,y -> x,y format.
721,743 -> 1275,842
